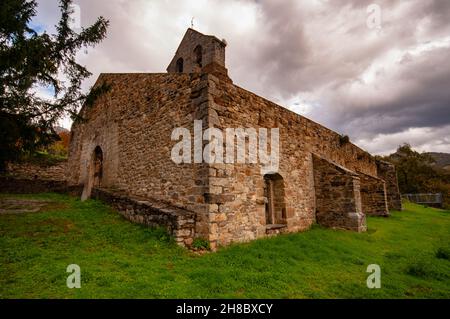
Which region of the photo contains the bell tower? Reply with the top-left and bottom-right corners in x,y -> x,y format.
167,28 -> 230,81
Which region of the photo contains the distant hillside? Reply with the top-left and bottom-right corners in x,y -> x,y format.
382,145 -> 450,209
389,150 -> 450,171
426,152 -> 450,171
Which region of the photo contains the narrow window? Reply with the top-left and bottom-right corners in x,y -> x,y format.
194,45 -> 203,67
176,57 -> 184,73
264,173 -> 287,225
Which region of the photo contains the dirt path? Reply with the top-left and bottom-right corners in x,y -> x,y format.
0,198 -> 55,214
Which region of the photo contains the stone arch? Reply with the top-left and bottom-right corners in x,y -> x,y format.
264,173 -> 287,225
81,145 -> 104,201
176,57 -> 184,73
194,45 -> 203,67
93,146 -> 103,187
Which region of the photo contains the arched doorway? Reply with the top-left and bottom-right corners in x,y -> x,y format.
81,145 -> 104,201
264,173 -> 287,225
93,146 -> 103,187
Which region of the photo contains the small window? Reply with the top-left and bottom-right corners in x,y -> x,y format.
194,45 -> 203,67
176,57 -> 184,73
264,173 -> 287,225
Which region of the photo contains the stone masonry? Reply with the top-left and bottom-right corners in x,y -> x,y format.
167,29 -> 227,76
91,188 -> 196,247
67,29 -> 402,250
359,172 -> 389,217
6,161 -> 67,181
376,160 -> 403,211
312,155 -> 366,232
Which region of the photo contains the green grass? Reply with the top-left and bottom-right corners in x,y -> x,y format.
0,193 -> 449,298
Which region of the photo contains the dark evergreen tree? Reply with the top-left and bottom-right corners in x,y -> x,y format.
0,0 -> 109,170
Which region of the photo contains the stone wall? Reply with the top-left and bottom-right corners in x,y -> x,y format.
91,188 -> 196,247
376,160 -> 402,211
312,155 -> 366,232
210,79 -> 379,176
67,70 -> 400,250
359,172 -> 389,216
5,161 -> 67,181
0,161 -> 78,194
203,74 -> 376,247
68,73 -> 212,240
167,28 -> 227,75
0,177 -> 68,194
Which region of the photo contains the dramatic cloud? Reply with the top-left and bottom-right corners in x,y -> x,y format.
34,0 -> 450,155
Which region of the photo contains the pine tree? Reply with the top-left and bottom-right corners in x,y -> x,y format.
0,0 -> 109,170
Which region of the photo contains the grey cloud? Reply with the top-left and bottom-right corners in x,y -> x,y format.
315,46 -> 450,140
34,0 -> 450,154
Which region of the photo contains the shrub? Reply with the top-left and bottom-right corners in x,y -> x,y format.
406,261 -> 429,278
192,238 -> 210,250
338,134 -> 350,146
436,247 -> 450,260
406,259 -> 448,280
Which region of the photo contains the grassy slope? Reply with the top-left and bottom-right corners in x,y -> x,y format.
0,193 -> 449,299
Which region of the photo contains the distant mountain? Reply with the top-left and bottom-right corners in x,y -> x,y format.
426,152 -> 450,171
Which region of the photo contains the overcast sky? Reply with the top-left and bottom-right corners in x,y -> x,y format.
33,0 -> 450,155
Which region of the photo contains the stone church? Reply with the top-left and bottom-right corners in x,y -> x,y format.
67,28 -> 402,250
